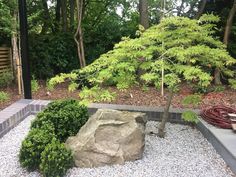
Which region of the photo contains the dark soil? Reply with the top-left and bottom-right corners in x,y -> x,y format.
1,82 -> 236,111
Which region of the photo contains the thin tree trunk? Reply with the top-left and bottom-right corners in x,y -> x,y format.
223,0 -> 236,46
55,0 -> 61,32
69,0 -> 75,30
11,13 -> 18,81
158,89 -> 174,138
41,0 -> 52,34
11,10 -> 23,95
61,0 -> 68,32
194,0 -> 207,19
214,69 -> 222,85
74,0 -> 86,68
139,0 -> 149,29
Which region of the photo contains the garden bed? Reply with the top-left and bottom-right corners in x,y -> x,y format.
0,100 -> 236,176
1,82 -> 236,111
0,114 -> 234,177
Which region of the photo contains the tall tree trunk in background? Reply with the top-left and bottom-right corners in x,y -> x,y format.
139,0 -> 149,29
69,0 -> 75,30
61,0 -> 68,32
214,0 -> 236,85
41,0 -> 52,34
224,0 -> 236,46
55,0 -> 61,31
74,0 -> 86,68
194,0 -> 207,19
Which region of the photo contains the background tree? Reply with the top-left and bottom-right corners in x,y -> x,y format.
48,15 -> 236,137
139,0 -> 149,29
74,0 -> 85,68
1,0 -> 236,82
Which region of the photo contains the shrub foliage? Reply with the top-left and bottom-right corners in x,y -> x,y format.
31,99 -> 89,142
0,91 -> 9,103
49,15 -> 236,103
19,124 -> 56,170
19,99 -> 89,176
0,69 -> 14,88
40,139 -> 73,177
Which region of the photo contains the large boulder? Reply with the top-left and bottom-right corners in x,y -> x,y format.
65,109 -> 147,168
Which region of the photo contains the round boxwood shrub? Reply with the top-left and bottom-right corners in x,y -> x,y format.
31,99 -> 89,142
40,139 -> 73,177
19,124 -> 55,170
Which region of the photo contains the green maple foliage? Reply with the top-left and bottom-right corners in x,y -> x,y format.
49,15 -> 236,103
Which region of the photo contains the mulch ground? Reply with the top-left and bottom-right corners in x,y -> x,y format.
1,82 -> 236,111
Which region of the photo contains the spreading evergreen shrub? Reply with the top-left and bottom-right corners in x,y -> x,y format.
31,99 -> 89,142
19,124 -> 55,170
40,139 -> 73,177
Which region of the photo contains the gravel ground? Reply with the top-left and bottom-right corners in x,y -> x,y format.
0,115 -> 235,177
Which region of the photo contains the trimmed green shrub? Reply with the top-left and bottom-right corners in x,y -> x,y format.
31,99 -> 89,142
0,91 -> 9,103
40,139 -> 73,177
19,124 -> 55,170
20,99 -> 89,175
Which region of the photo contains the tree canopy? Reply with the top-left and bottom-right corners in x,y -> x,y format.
48,15 -> 236,104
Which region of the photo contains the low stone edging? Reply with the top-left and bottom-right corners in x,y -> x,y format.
0,99 -> 235,174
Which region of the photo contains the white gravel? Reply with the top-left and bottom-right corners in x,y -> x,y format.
0,115 -> 235,177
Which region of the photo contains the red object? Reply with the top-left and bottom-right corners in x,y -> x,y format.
201,106 -> 236,129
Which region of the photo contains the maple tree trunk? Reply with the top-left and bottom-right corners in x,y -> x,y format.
74,0 -> 86,68
139,0 -> 149,29
158,89 -> 174,138
214,68 -> 222,85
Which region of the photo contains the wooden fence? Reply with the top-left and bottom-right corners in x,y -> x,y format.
0,47 -> 12,73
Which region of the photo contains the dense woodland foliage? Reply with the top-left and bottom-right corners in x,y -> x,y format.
1,0 -> 236,79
